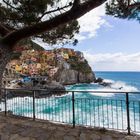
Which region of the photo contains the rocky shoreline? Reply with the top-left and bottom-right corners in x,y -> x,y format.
4,83 -> 66,99
94,77 -> 112,87
3,76 -> 114,99
2,66 -> 114,99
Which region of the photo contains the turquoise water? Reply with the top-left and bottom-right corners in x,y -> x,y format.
1,72 -> 140,132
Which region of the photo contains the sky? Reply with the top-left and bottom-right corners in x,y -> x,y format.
35,3 -> 140,72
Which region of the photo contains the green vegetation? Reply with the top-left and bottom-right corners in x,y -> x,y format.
106,0 -> 140,22
11,39 -> 45,60
11,52 -> 21,60
19,39 -> 45,51
68,56 -> 92,74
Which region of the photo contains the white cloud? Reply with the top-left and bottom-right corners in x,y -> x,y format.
34,2 -> 109,46
84,52 -> 140,71
75,4 -> 110,41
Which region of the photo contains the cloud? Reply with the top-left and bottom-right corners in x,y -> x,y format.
34,2 -> 109,47
75,4 -> 110,41
84,52 -> 140,71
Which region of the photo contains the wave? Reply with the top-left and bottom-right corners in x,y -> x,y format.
66,78 -> 138,97
91,79 -> 138,97
110,81 -> 138,92
103,79 -> 114,83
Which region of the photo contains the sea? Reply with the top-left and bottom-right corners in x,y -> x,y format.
66,71 -> 140,100
1,71 -> 140,132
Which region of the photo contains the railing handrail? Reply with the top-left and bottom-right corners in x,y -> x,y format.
1,87 -> 140,94
2,88 -> 140,134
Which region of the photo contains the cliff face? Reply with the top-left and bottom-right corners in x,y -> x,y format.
55,69 -> 95,85
61,51 -> 95,85
79,72 -> 95,83
54,52 -> 96,85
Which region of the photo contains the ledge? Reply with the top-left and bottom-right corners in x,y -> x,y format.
0,113 -> 139,140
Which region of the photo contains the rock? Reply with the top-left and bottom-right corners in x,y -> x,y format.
90,134 -> 100,140
0,124 -> 5,131
1,134 -> 10,140
95,77 -> 103,83
55,69 -> 78,85
80,133 -> 86,140
79,72 -> 95,83
101,135 -> 112,140
55,131 -> 65,137
137,136 -> 140,140
124,136 -> 138,140
94,77 -> 112,87
9,134 -> 20,140
64,136 -> 76,140
5,83 -> 66,98
100,82 -> 111,87
17,137 -> 32,140
67,130 -> 79,137
55,69 -> 95,85
47,126 -> 56,131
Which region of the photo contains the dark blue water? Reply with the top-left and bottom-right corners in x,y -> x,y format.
95,71 -> 140,90
66,71 -> 140,100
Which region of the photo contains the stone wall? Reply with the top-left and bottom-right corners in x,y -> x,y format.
0,114 -> 139,140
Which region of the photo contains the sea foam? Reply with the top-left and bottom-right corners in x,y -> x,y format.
89,79 -> 138,97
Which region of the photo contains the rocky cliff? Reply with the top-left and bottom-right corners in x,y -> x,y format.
55,69 -> 95,85
54,53 -> 95,85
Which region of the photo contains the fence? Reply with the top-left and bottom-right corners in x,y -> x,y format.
0,88 -> 140,135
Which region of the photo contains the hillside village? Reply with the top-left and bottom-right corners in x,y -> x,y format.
7,48 -> 85,77
3,41 -> 95,88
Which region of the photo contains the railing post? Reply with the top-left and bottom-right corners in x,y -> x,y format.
4,89 -> 7,116
126,92 -> 131,135
33,90 -> 36,121
72,91 -> 75,128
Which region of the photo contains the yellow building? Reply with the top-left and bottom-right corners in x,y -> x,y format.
15,65 -> 22,73
63,53 -> 69,59
37,63 -> 41,69
61,52 -> 69,60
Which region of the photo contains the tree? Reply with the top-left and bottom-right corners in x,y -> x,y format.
0,0 -> 106,88
0,0 -> 140,89
106,0 -> 140,21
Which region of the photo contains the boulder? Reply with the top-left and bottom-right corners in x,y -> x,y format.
94,77 -> 103,83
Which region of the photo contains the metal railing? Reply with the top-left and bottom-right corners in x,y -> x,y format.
0,88 -> 140,135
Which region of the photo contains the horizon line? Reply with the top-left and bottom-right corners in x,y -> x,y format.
94,70 -> 140,72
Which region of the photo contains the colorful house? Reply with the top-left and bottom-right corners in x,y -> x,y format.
15,65 -> 22,73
